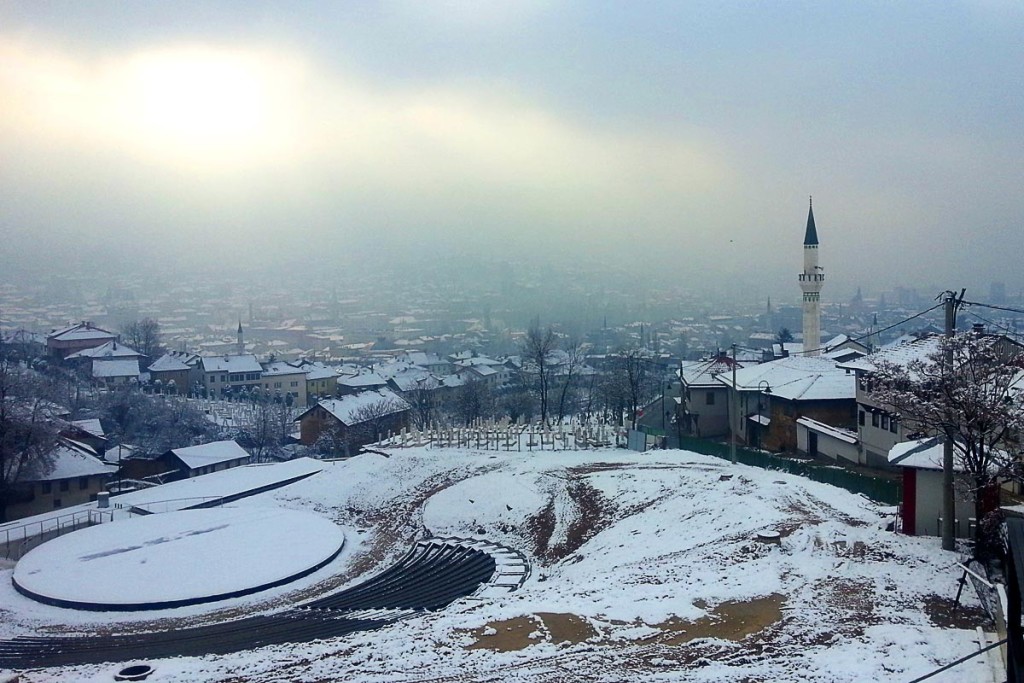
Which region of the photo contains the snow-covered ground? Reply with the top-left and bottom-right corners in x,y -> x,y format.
0,447 -> 994,682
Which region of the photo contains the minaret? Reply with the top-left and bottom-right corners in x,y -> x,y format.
799,197 -> 824,355
237,320 -> 244,356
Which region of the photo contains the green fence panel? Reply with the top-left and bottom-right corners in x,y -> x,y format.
674,436 -> 900,505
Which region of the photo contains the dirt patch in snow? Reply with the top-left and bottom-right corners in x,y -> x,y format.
527,476 -> 616,564
641,594 -> 785,645
465,612 -> 597,651
923,594 -> 991,629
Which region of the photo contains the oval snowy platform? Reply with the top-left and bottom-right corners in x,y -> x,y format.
13,507 -> 345,611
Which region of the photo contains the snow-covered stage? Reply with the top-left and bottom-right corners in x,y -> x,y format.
13,508 -> 345,611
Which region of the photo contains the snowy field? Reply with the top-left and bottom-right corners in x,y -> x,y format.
0,447 -> 993,682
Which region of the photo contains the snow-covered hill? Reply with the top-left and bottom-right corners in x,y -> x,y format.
1,447 -> 992,682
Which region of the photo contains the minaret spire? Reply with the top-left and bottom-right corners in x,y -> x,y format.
237,319 -> 244,356
804,196 -> 819,246
798,198 -> 824,355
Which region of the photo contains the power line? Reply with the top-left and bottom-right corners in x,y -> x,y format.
792,301 -> 944,356
964,309 -> 1022,340
962,299 -> 1024,316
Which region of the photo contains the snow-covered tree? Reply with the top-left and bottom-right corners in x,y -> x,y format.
0,358 -> 61,520
868,333 -> 1024,555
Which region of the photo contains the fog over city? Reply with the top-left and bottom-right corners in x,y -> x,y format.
1,1 -> 1023,300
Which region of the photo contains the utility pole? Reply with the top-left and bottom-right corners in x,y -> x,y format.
730,343 -> 737,465
940,289 -> 964,552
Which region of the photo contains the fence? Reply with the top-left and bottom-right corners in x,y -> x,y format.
675,435 -> 900,505
1,508 -> 120,560
378,421 -> 627,452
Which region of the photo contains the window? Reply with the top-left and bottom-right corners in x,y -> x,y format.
211,375 -> 217,383
79,476 -> 89,490
858,410 -> 865,426
221,374 -> 227,382
872,412 -> 880,428
41,481 -> 52,495
59,479 -> 69,492
274,382 -> 282,388
881,415 -> 889,430
890,417 -> 899,434
706,392 -> 715,405
290,381 -> 298,387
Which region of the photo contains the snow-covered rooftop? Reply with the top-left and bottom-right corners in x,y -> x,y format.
22,440 -> 118,482
199,355 -> 262,373
69,418 -> 104,439
888,437 -> 967,471
149,352 -> 196,372
796,416 -> 858,444
310,388 -> 411,425
680,357 -> 744,387
720,355 -> 855,401
840,335 -> 940,373
261,361 -> 306,377
339,371 -> 388,387
47,322 -> 116,342
65,340 -> 142,361
167,440 -> 251,470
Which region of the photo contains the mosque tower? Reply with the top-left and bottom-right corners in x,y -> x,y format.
799,198 -> 824,356
237,320 -> 244,356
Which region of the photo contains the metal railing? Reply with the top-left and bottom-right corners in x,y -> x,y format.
1,509 -> 118,560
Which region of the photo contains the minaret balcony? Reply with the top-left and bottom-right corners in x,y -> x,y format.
798,273 -> 825,283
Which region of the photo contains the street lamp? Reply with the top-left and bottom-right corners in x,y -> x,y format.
757,380 -> 772,450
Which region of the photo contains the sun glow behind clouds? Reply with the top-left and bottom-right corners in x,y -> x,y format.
0,41 -> 301,172
126,49 -> 273,150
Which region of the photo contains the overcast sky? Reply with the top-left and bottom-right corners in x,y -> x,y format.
1,1 -> 1022,301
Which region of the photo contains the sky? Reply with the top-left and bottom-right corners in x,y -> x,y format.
1,1 -> 1022,301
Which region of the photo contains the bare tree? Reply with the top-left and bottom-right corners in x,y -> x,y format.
554,337 -> 585,423
612,346 -> 659,430
522,320 -> 557,426
869,333 -> 1024,558
499,385 -> 535,425
403,378 -> 441,430
0,358 -> 62,520
349,397 -> 408,447
239,397 -> 293,462
121,318 -> 164,368
97,387 -> 217,455
452,380 -> 494,426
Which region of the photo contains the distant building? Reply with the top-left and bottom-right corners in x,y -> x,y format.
161,440 -> 251,480
46,322 -> 117,361
718,355 -> 856,452
261,360 -> 308,406
147,351 -> 201,394
159,440 -> 252,481
197,355 -> 263,398
295,388 -> 410,454
678,355 -> 745,438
